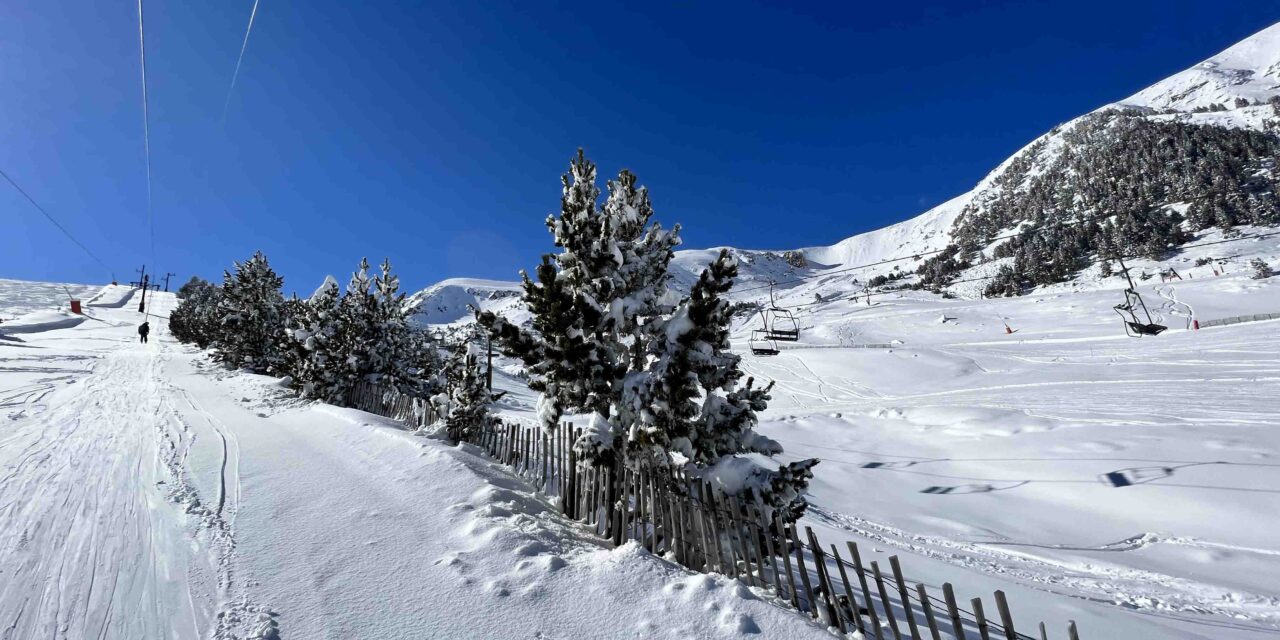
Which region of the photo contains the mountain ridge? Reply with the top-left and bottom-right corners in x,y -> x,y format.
408,21 -> 1280,325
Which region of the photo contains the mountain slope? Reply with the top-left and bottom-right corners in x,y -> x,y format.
409,21 -> 1280,323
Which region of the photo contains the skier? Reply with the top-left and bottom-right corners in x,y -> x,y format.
138,321 -> 150,344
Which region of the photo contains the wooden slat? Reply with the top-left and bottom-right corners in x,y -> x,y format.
775,515 -> 800,610
916,583 -> 942,640
848,542 -> 884,640
701,482 -> 727,575
830,544 -> 866,635
972,598 -> 991,640
805,528 -> 841,631
871,561 -> 901,640
728,496 -> 756,587
691,481 -> 711,570
890,556 -> 922,640
942,584 -> 967,640
790,524 -> 817,618
994,590 -> 1017,640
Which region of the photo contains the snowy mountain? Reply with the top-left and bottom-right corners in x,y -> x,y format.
408,22 -> 1280,324
405,277 -> 526,327
1119,22 -> 1280,111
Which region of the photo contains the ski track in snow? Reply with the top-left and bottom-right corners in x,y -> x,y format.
0,291 -> 272,640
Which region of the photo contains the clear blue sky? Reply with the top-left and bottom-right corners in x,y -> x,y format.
3,1 -> 1278,294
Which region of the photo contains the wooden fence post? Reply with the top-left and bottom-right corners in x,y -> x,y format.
727,496 -> 756,587
870,561 -> 901,640
889,556 -> 922,640
775,515 -> 800,610
1067,620 -> 1079,640
971,598 -> 991,640
790,524 -> 817,618
994,590 -> 1016,640
830,544 -> 866,635
848,542 -> 884,640
942,583 -> 966,640
916,583 -> 942,640
805,528 -> 842,631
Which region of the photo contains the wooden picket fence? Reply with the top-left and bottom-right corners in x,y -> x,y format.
346,380 -> 1082,640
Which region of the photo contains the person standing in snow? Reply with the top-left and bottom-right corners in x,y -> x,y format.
138,321 -> 150,344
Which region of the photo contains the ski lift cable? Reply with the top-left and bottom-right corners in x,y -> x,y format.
0,167 -> 113,272
731,194 -> 1274,296
137,0 -> 155,265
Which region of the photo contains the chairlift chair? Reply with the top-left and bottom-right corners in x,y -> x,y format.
749,329 -> 780,356
1114,256 -> 1167,337
764,282 -> 800,342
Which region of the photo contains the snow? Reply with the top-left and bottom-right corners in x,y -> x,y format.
0,308 -> 87,334
1119,22 -> 1280,112
404,277 -> 526,327
446,230 -> 1280,637
85,283 -> 138,309
0,279 -> 830,639
0,278 -> 97,321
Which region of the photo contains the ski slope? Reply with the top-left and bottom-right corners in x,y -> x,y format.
723,255 -> 1280,638
0,282 -> 831,639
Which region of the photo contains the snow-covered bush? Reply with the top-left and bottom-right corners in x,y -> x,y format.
1252,258 -> 1274,279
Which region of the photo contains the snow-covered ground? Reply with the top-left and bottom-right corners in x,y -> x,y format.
0,282 -> 832,639
466,234 -> 1280,638
0,278 -> 98,321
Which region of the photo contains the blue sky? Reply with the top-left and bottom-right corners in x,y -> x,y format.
3,1 -> 1279,294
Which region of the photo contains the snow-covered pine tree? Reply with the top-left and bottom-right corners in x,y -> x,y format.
479,150 -> 681,466
441,346 -> 497,441
1252,258 -> 1274,279
213,251 -> 286,373
279,276 -> 343,399
170,279 -> 223,348
366,259 -> 416,389
278,294 -> 309,379
633,249 -> 818,520
321,258 -> 439,403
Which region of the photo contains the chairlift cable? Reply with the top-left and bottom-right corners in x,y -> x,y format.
0,167 -> 113,272
137,0 -> 155,265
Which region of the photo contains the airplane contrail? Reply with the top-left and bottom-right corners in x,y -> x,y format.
221,0 -> 261,123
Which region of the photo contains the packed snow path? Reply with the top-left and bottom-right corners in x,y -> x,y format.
0,294 -> 229,638
0,285 -> 830,639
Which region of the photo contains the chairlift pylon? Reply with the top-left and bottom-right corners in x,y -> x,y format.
1113,256 -> 1167,337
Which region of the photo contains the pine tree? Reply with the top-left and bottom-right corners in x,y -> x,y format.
442,348 -> 496,441
170,280 -> 222,348
212,251 -> 286,373
626,249 -> 818,519
1252,258 -> 1274,279
280,276 -> 343,399
480,150 -> 680,466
